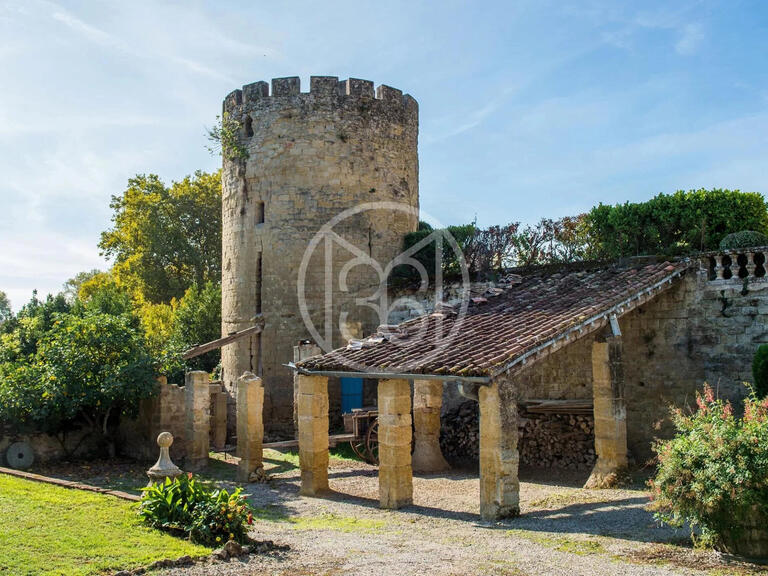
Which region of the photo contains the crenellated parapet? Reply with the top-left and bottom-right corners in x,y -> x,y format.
223,76 -> 418,118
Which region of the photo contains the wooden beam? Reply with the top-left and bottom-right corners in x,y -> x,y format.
182,317 -> 264,360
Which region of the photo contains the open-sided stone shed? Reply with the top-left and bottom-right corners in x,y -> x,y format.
294,259 -> 694,520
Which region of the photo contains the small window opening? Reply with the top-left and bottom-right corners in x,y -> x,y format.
708,257 -> 717,281
256,201 -> 265,224
245,116 -> 254,137
255,253 -> 262,314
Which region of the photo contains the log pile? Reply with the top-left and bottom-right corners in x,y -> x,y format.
439,400 -> 596,470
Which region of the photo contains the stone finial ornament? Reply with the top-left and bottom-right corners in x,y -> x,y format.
147,432 -> 183,484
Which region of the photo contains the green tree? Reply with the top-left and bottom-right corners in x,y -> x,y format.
99,171 -> 221,303
170,281 -> 222,375
586,189 -> 768,258
62,269 -> 102,303
0,290 -> 11,326
0,312 -> 155,455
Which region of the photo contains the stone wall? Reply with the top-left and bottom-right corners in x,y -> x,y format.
221,76 -> 419,438
119,377 -> 186,462
0,428 -> 100,465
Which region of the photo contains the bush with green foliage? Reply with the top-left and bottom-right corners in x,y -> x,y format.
650,384 -> 768,550
753,345 -> 768,399
719,230 -> 768,250
0,310 -> 155,454
139,475 -> 253,546
586,189 -> 768,258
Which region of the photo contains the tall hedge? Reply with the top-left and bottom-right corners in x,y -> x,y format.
585,189 -> 768,259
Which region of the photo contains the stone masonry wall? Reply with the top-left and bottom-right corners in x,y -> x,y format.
221,76 -> 419,438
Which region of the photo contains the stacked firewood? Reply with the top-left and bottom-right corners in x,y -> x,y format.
518,413 -> 595,470
439,400 -> 596,470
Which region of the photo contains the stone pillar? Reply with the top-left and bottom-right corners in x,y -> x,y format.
185,371 -> 210,472
585,337 -> 628,488
411,380 -> 449,473
478,381 -> 520,521
297,374 -> 329,496
293,342 -> 322,438
236,372 -> 264,482
210,386 -> 228,451
378,379 -> 413,509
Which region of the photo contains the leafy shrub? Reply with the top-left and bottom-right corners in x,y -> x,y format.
650,384 -> 768,549
139,475 -> 253,545
753,345 -> 768,399
586,189 -> 768,258
719,230 -> 768,250
0,311 -> 155,454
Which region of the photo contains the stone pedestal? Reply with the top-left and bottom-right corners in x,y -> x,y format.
297,374 -> 329,496
585,338 -> 628,489
236,372 -> 264,482
378,379 -> 413,509
478,381 -> 520,521
185,371 -> 210,472
411,380 -> 449,473
146,432 -> 183,485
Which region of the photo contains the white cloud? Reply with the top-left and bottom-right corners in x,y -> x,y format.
675,23 -> 705,55
51,8 -> 118,47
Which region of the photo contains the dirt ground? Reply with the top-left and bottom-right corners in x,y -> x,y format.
152,453 -> 767,576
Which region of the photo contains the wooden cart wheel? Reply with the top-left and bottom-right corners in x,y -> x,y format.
365,420 -> 379,465
349,436 -> 369,461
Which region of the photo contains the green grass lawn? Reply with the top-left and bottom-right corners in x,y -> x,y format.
0,473 -> 209,576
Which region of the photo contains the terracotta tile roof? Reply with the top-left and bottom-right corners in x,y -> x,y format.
298,260 -> 692,379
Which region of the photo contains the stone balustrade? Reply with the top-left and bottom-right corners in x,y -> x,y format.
705,249 -> 768,281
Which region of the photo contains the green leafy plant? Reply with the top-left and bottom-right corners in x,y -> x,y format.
720,230 -> 768,250
139,474 -> 253,545
649,384 -> 768,550
586,189 -> 768,258
753,345 -> 768,399
206,113 -> 249,161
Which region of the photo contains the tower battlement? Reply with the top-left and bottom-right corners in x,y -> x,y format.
223,76 -> 417,114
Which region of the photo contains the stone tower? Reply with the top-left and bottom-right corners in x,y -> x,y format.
221,76 -> 419,437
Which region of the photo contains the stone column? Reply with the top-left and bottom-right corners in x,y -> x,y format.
293,342 -> 322,438
236,372 -> 264,482
297,374 -> 329,496
378,379 -> 413,509
411,379 -> 449,473
585,337 -> 628,488
185,371 -> 210,472
478,381 -> 520,521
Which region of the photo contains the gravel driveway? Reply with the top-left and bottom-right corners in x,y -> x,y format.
158,455 -> 765,576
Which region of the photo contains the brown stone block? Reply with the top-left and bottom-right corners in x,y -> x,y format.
297,394 -> 329,417
299,449 -> 329,470
378,379 -> 410,398
378,443 -> 411,464
300,468 -> 329,496
377,413 -> 412,428
378,395 -> 411,415
377,426 -> 412,447
297,375 -> 328,396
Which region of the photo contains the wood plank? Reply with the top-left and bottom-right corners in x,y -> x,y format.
182,318 -> 264,360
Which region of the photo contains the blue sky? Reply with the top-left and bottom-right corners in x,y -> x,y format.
1,0 -> 767,309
